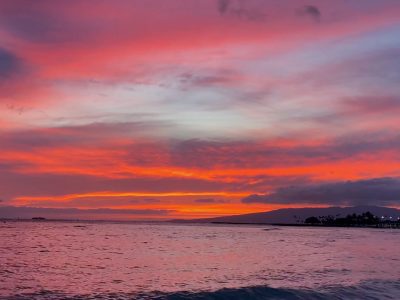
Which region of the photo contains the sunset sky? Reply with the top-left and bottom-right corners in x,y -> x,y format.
1,0 -> 400,219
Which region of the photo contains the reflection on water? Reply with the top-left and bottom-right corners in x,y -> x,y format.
0,221 -> 399,299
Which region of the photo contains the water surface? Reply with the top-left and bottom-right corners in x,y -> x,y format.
1,221 -> 399,299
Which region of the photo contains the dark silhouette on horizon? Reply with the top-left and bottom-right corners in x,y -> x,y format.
305,211 -> 400,228
175,206 -> 400,226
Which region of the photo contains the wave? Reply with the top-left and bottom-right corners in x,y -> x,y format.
4,280 -> 400,300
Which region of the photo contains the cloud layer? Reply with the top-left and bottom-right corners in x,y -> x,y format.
242,178 -> 400,206
1,1 -> 400,218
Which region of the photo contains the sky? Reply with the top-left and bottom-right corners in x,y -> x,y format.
1,0 -> 400,220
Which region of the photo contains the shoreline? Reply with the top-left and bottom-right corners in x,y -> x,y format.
1,218 -> 399,229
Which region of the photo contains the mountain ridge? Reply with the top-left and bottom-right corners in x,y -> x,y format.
174,205 -> 400,224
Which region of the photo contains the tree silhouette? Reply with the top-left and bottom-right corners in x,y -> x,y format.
304,211 -> 384,227
305,216 -> 321,224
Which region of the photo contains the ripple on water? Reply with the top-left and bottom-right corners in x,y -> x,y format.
0,222 -> 399,298
6,280 -> 400,300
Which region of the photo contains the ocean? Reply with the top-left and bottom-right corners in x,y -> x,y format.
1,221 -> 399,299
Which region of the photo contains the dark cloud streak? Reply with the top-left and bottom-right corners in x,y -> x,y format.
242,178 -> 400,206
217,0 -> 267,21
299,5 -> 321,22
218,0 -> 231,15
0,48 -> 22,80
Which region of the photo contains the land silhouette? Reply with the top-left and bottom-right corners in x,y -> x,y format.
304,211 -> 399,228
175,206 -> 400,227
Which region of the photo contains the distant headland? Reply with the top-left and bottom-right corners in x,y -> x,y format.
173,206 -> 400,228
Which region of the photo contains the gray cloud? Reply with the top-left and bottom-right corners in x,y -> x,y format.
218,0 -> 231,15
0,48 -> 37,100
217,0 -> 267,21
242,178 -> 400,206
180,72 -> 236,87
0,48 -> 22,80
299,5 -> 321,22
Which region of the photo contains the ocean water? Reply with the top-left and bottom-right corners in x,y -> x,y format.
0,221 -> 399,299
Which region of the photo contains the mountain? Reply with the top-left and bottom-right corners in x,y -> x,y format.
177,206 -> 400,224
